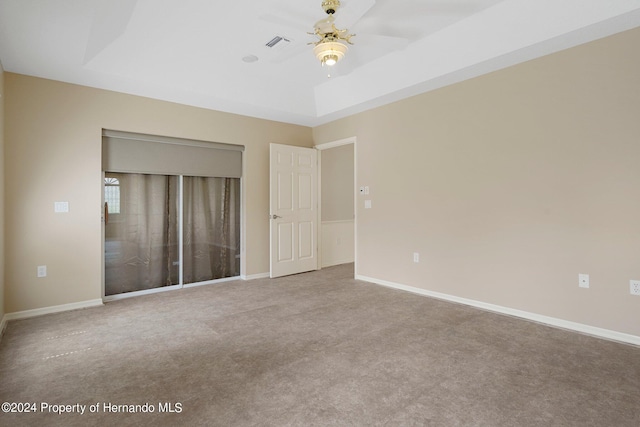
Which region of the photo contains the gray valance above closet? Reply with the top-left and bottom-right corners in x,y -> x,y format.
102,129 -> 244,178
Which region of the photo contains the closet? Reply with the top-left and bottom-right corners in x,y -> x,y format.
102,130 -> 243,298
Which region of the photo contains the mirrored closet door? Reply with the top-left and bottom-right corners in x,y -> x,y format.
104,173 -> 241,297
104,173 -> 179,296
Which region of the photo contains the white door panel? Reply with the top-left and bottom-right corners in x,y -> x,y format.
277,173 -> 293,211
298,221 -> 314,259
277,222 -> 294,262
298,174 -> 312,210
270,143 -> 318,278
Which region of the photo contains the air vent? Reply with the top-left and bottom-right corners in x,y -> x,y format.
265,36 -> 290,48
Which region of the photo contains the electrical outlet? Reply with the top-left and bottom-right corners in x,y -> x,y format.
578,274 -> 589,289
37,265 -> 47,278
413,252 -> 419,263
630,280 -> 640,296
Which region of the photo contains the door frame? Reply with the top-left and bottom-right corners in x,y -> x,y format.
315,136 -> 357,278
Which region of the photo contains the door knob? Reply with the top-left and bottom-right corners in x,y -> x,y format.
271,214 -> 282,219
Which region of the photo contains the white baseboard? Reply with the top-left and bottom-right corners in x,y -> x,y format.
357,275 -> 640,347
241,272 -> 270,280
3,299 -> 104,322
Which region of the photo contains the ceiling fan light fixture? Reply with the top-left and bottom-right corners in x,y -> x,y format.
324,55 -> 338,66
314,40 -> 347,66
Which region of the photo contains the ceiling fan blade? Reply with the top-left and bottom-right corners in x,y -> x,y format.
359,32 -> 410,50
259,13 -> 309,33
257,12 -> 316,64
265,39 -> 310,64
334,0 -> 377,29
332,32 -> 409,75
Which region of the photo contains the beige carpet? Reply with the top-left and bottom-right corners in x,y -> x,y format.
0,263 -> 639,426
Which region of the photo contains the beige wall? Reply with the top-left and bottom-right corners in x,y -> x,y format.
4,74 -> 312,313
0,61 -> 5,323
313,27 -> 640,337
321,144 -> 354,222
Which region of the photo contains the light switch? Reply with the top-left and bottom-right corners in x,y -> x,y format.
364,200 -> 372,209
364,186 -> 370,195
54,202 -> 69,213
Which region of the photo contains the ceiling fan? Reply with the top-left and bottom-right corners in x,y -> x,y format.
259,0 -> 410,76
309,0 -> 356,70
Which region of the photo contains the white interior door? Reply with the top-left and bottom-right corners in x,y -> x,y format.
270,143 -> 318,278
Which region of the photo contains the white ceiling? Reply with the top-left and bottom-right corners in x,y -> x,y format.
1,0 -> 639,126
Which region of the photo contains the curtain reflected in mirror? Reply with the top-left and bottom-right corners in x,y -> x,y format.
183,176 -> 241,283
104,173 -> 179,296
